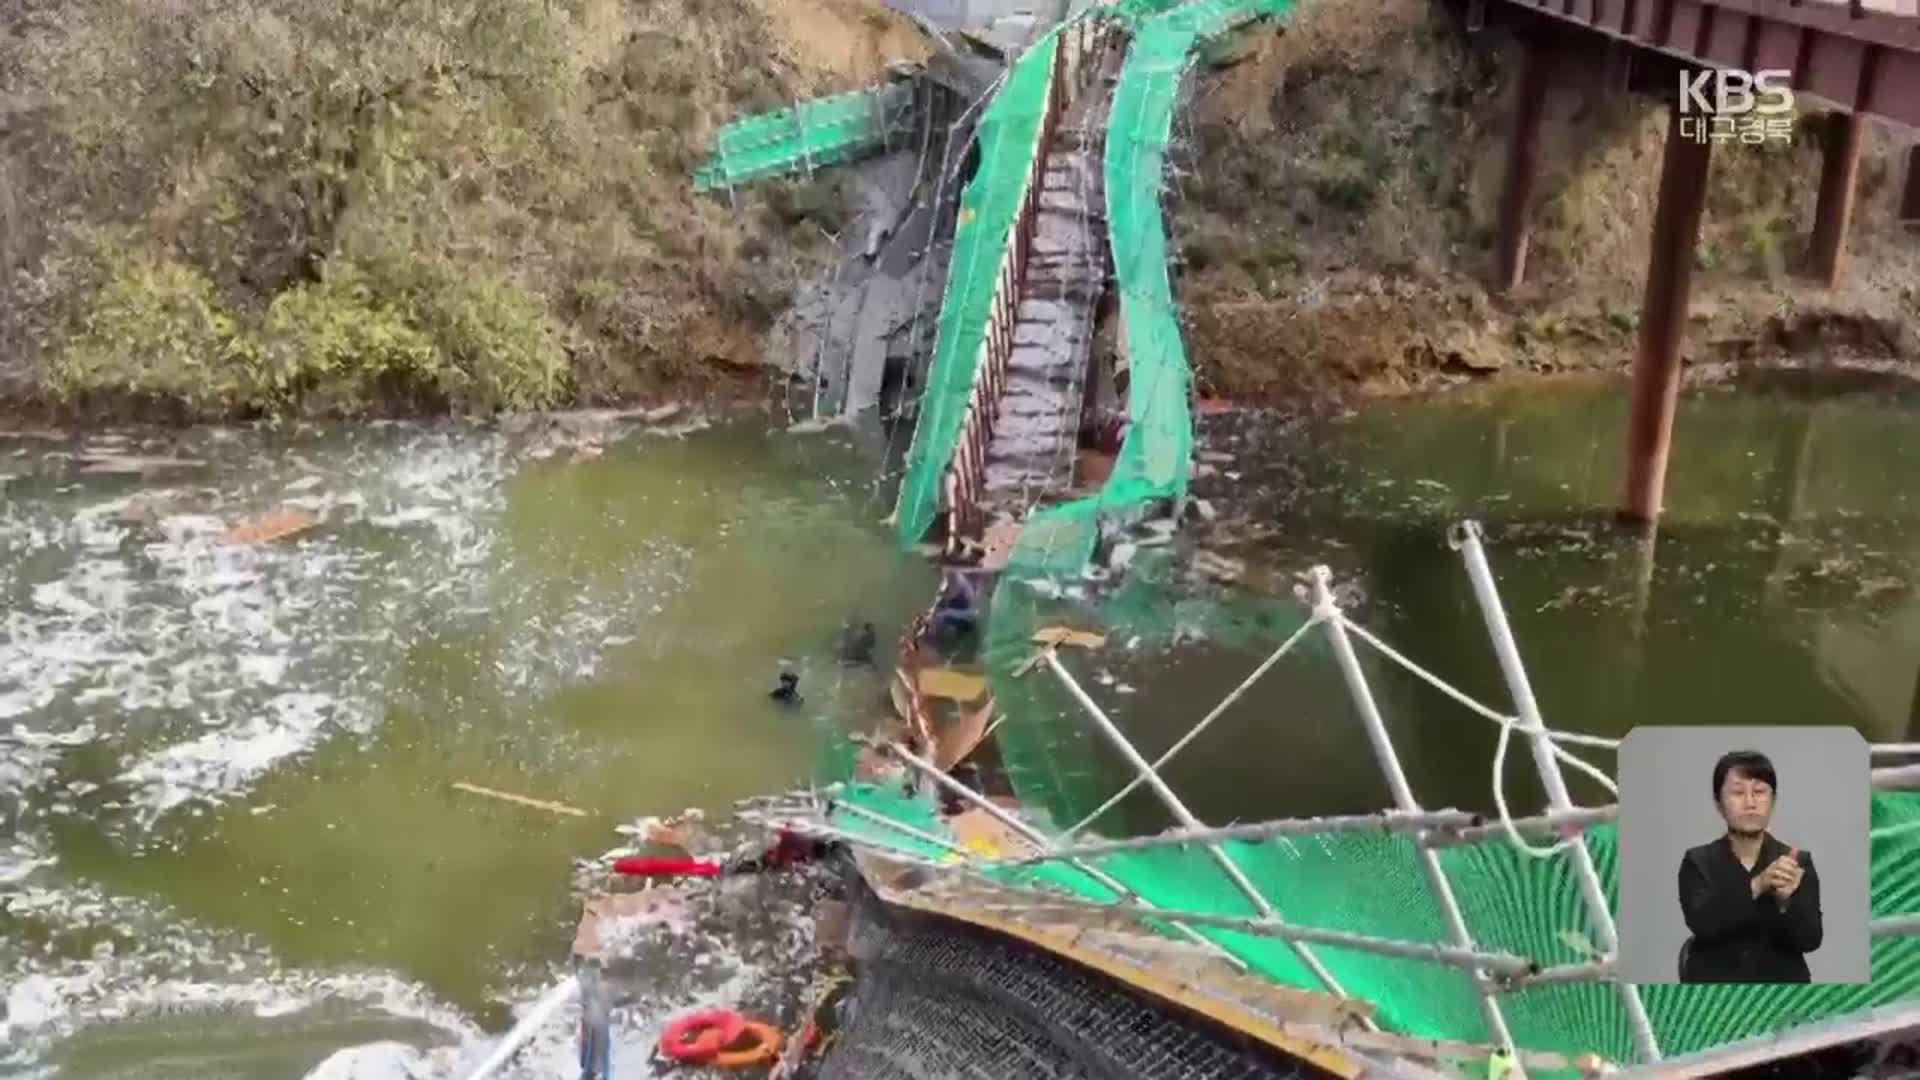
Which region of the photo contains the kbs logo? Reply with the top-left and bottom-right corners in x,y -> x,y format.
1677,69 -> 1795,145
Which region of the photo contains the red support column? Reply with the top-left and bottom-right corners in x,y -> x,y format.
1495,38 -> 1554,293
1807,112 -> 1867,287
1622,104 -> 1714,524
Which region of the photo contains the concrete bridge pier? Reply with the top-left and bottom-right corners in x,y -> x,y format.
1808,112 -> 1870,288
1621,102 -> 1713,524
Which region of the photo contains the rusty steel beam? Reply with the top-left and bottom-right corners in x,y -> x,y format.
1495,39 -> 1556,292
1623,103 -> 1715,524
1808,110 -> 1869,286
1488,0 -> 1920,133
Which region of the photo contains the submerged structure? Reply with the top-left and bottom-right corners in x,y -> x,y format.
673,0 -> 1920,1075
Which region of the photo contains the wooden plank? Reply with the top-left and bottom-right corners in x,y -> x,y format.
218,508 -> 319,546
451,781 -> 588,818
918,667 -> 989,701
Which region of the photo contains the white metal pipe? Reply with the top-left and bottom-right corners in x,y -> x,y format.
1307,566 -> 1521,1062
865,737 -> 1253,969
1061,612 -> 1324,840
1872,914 -> 1920,936
1450,521 -> 1661,1066
831,796 -> 979,858
1420,805 -> 1617,848
1605,1002 -> 1920,1080
1873,764 -> 1920,788
999,808 -> 1487,866
1042,650 -> 1358,1005
460,973 -> 582,1080
1029,804 -> 1624,868
961,895 -> 1539,976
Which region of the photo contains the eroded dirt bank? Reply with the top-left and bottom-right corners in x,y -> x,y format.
1173,0 -> 1919,406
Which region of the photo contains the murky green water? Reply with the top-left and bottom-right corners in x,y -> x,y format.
7,372 -> 1920,1075
1078,371 -> 1920,832
1,414 -> 932,1076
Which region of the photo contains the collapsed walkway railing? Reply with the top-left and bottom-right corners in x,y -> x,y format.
693,82 -> 920,193
764,520 -> 1920,1074
891,6 -> 1129,554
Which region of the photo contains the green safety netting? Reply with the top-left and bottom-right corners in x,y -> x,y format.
890,30 -> 1066,548
825,764 -> 1920,1071
828,0 -> 1920,1070
693,82 -> 916,192
1001,0 -> 1292,581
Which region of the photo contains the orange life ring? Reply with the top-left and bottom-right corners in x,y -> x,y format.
658,1008 -> 748,1063
711,1020 -> 783,1069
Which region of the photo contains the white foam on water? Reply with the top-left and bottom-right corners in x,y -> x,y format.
119,693 -> 338,820
0,425 -> 613,829
0,422 -> 768,1076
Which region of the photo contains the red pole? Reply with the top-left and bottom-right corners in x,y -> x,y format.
1494,39 -> 1552,293
1622,103 -> 1714,523
1808,111 -> 1866,288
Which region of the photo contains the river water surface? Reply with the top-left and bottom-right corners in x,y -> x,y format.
1075,370 -> 1920,834
1,413 -> 933,1076
5,372 -> 1920,1075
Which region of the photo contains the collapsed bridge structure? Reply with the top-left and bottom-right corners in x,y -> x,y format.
684,0 -> 1920,1074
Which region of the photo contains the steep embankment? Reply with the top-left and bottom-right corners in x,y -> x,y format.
1171,0 -> 1920,403
0,0 -> 927,421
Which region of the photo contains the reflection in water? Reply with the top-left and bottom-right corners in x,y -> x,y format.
1075,374 -> 1920,834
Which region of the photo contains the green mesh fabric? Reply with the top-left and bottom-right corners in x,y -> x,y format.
826,771 -> 1920,1070
826,0 -> 1920,1070
693,83 -> 915,192
1001,0 -> 1289,580
890,33 -> 1065,548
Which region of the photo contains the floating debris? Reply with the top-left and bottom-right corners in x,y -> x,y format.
74,453 -> 207,477
216,508 -> 319,546
1031,626 -> 1106,650
450,781 -> 589,818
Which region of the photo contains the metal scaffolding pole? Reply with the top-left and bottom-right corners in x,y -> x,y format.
1043,650 -> 1359,1006
962,894 -> 1539,976
1307,566 -> 1521,1062
1450,520 -> 1662,1066
861,737 -> 1255,969
995,805 -> 1619,867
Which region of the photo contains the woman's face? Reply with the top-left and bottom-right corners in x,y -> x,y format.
1717,769 -> 1775,835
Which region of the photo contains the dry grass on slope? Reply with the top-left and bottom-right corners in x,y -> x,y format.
1169,0 -> 1919,403
0,0 -> 930,419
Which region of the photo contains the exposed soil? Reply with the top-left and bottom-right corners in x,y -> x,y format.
1172,0 -> 1920,408
0,0 -> 931,426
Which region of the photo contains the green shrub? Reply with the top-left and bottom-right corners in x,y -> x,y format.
47,243 -> 259,411
256,267 -> 438,415
410,264 -> 568,413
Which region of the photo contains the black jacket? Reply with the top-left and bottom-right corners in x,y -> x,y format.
1678,833 -> 1822,984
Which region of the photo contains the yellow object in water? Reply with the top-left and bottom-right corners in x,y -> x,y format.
918,667 -> 988,702
1032,625 -> 1107,649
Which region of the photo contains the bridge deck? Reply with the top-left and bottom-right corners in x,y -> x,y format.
979,55 -> 1117,511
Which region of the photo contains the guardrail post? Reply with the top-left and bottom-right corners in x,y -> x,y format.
1042,652 -> 1360,1006
1307,566 -> 1521,1060
1450,521 -> 1662,1064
